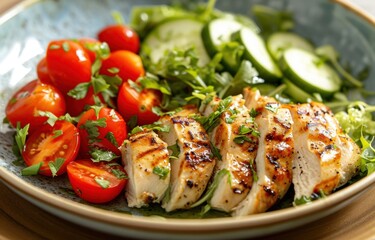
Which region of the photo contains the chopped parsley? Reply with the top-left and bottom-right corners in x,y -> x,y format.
153,166 -> 170,179
21,162 -> 42,176
80,118 -> 107,144
90,148 -> 119,162
210,141 -> 222,161
130,121 -> 170,135
13,123 -> 29,161
48,158 -> 65,177
111,168 -> 128,179
105,132 -> 118,147
53,130 -> 63,138
168,142 -> 180,160
62,41 -> 70,52
95,177 -> 110,189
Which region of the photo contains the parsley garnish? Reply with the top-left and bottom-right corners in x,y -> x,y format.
21,162 -> 42,176
53,130 -> 63,138
265,103 -> 279,113
80,118 -> 107,144
13,123 -> 29,161
105,132 -> 118,147
130,121 -> 170,135
190,169 -> 231,208
167,142 -> 180,160
111,168 -> 128,179
67,82 -> 90,100
95,177 -> 110,189
233,135 -> 254,144
62,41 -> 70,52
210,141 -> 222,160
153,166 -> 170,179
90,148 -> 119,162
48,158 -> 65,177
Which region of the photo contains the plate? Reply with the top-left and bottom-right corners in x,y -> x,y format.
0,0 -> 375,239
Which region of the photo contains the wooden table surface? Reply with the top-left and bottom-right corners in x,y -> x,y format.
1,0 -> 375,239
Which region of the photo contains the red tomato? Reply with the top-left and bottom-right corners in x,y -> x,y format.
36,57 -> 53,85
5,80 -> 66,134
100,50 -> 145,83
65,86 -> 104,117
67,159 -> 127,203
117,82 -> 161,126
22,120 -> 80,177
98,24 -> 140,53
77,107 -> 127,157
78,38 -> 101,63
46,39 -> 92,94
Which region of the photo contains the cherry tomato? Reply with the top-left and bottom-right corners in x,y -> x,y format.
67,159 -> 127,203
78,38 -> 101,63
100,50 -> 145,83
46,39 -> 92,94
98,24 -> 140,53
77,107 -> 127,157
22,120 -> 80,177
36,57 -> 53,85
65,86 -> 105,117
117,82 -> 161,126
5,80 -> 66,134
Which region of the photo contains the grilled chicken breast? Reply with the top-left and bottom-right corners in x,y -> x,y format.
201,95 -> 259,212
286,102 -> 360,200
233,89 -> 294,216
159,110 -> 216,212
120,129 -> 171,208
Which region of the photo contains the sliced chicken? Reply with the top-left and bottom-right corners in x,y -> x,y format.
286,102 -> 360,200
200,95 -> 259,212
158,110 -> 216,212
233,89 -> 294,216
120,129 -> 170,208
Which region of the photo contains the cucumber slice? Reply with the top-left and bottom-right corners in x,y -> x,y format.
201,18 -> 244,72
267,32 -> 314,60
238,28 -> 282,81
281,48 -> 341,97
283,78 -> 316,103
142,17 -> 210,66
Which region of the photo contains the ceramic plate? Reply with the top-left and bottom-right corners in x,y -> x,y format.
1,0 -> 375,239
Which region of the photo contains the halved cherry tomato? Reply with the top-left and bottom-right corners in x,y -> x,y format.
65,86 -> 105,117
77,107 -> 127,157
100,50 -> 144,83
98,24 -> 140,53
117,82 -> 161,126
5,80 -> 66,134
46,39 -> 92,94
67,159 -> 127,203
22,120 -> 80,177
36,57 -> 53,85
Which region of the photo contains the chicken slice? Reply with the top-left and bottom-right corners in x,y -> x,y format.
233,88 -> 294,216
159,111 -> 216,212
286,101 -> 360,200
200,95 -> 259,212
120,129 -> 170,208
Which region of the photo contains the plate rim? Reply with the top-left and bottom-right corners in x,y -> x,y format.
1,0 -> 375,236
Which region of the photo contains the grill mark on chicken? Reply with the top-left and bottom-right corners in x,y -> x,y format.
136,145 -> 168,160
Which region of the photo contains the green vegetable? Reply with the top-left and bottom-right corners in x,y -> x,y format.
89,148 -> 119,162
13,123 -> 29,161
167,142 -> 180,160
153,166 -> 170,179
95,177 -> 110,189
315,45 -> 364,88
48,158 -> 65,177
21,162 -> 42,176
130,121 -> 170,135
79,118 -> 107,144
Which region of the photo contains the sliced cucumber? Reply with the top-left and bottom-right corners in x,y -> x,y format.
237,28 -> 282,81
201,18 -> 244,72
267,32 -> 314,60
283,78 -> 316,103
281,48 -> 341,97
142,17 -> 210,66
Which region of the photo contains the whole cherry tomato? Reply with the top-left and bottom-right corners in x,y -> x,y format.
77,107 -> 127,158
100,50 -> 145,83
46,39 -> 92,94
65,86 -> 105,117
117,82 -> 161,126
36,57 -> 53,85
78,38 -> 102,63
67,159 -> 127,203
22,120 -> 80,177
98,24 -> 140,53
5,80 -> 66,134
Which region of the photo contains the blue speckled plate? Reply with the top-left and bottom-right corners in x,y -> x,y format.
0,0 -> 375,239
